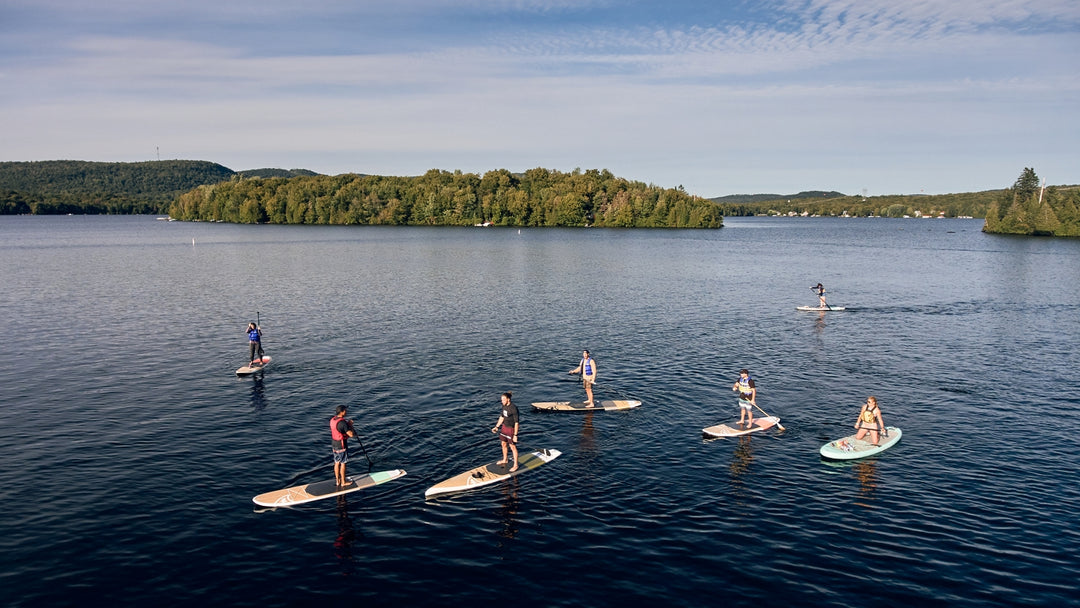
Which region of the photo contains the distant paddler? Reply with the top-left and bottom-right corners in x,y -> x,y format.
811,283 -> 827,308
568,350 -> 598,407
246,321 -> 265,366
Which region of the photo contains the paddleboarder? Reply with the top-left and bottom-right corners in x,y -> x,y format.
246,322 -> 264,366
491,392 -> 519,472
811,283 -> 827,308
331,405 -> 358,486
569,350 -> 598,407
853,396 -> 885,446
732,368 -> 757,427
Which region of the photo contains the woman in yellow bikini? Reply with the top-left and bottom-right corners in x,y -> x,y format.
853,396 -> 885,446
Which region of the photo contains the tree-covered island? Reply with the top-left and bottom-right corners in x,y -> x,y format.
168,167 -> 724,228
982,168 -> 1080,236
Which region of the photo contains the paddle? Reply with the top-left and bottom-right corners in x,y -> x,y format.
751,401 -> 785,431
255,311 -> 265,360
348,421 -> 374,471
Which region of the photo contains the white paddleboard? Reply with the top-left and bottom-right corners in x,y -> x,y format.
236,356 -> 271,376
425,448 -> 561,498
253,469 -> 407,507
796,306 -> 846,311
531,400 -> 641,412
820,427 -> 902,460
703,416 -> 780,438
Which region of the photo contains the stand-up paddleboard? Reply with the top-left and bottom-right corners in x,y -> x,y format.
531,400 -> 641,412
703,416 -> 780,438
236,356 -> 271,376
253,469 -> 407,507
820,427 -> 902,460
797,306 -> 846,311
425,448 -> 561,498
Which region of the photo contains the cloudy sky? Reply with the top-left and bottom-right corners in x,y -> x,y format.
2,0 -> 1077,196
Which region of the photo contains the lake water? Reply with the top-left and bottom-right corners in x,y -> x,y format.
1,215 -> 1078,607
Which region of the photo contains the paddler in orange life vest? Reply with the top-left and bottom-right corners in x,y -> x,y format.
569,349 -> 598,407
330,405 -> 357,486
732,369 -> 757,428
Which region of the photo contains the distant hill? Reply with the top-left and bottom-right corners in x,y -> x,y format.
0,160 -> 319,215
237,168 -> 322,179
709,190 -> 846,204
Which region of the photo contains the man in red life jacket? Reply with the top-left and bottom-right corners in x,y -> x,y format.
331,405 -> 357,486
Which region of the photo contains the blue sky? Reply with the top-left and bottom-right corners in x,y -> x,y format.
2,0 -> 1077,196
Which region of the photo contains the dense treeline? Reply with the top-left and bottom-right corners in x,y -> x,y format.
0,160 -> 236,215
710,190 -> 845,205
983,168 -> 1080,236
0,189 -> 164,214
714,190 -> 999,218
237,168 -> 321,179
168,168 -> 724,228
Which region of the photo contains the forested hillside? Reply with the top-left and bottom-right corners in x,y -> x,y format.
983,168 -> 1080,236
0,160 -> 235,214
168,167 -> 724,228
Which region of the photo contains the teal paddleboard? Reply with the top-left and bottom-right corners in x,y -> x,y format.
820,427 -> 901,460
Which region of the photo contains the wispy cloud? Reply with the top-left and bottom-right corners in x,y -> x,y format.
1,0 -> 1077,194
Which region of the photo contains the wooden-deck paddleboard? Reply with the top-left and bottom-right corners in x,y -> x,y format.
236,356 -> 271,376
531,400 -> 641,412
820,427 -> 902,460
253,469 -> 407,507
424,448 -> 561,498
703,416 -> 780,438
796,306 -> 846,311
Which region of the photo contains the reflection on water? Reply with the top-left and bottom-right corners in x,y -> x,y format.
578,411 -> 596,454
496,478 -> 521,544
334,496 -> 359,576
729,436 -> 754,481
248,375 -> 267,410
853,460 -> 878,509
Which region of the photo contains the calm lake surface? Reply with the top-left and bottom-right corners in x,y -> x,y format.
1,215 -> 1078,607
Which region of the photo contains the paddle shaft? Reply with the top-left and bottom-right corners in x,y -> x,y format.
750,401 -> 785,431
255,311 -> 265,358
347,422 -> 373,469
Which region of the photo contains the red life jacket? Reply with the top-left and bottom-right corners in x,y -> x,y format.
330,416 -> 347,450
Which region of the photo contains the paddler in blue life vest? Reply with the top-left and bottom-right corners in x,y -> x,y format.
569,350 -> 598,407
246,322 -> 264,366
732,369 -> 757,427
811,283 -> 827,308
330,405 -> 358,486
